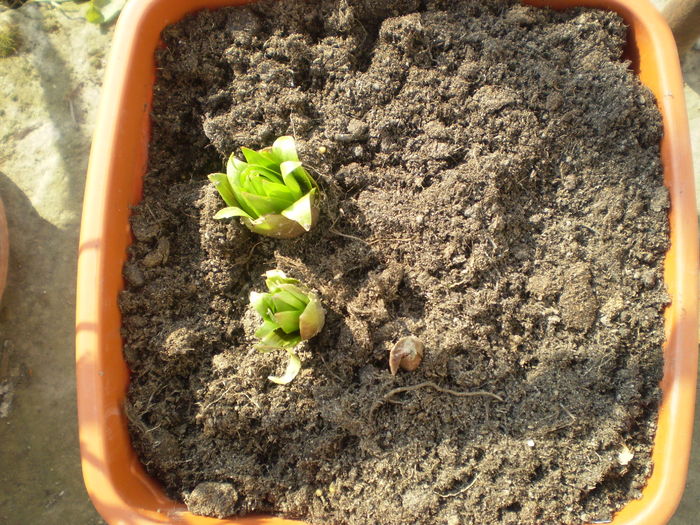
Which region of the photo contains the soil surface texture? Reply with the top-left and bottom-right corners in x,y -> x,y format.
120,1 -> 669,523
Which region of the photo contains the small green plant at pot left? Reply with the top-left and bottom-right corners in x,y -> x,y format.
209,136 -> 319,239
250,270 -> 325,384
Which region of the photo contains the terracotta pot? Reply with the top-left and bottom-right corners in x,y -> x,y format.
76,0 -> 698,523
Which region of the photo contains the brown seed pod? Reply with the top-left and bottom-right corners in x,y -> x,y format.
388,336 -> 424,375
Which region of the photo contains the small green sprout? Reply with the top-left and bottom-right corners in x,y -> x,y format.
250,270 -> 325,384
209,136 -> 319,239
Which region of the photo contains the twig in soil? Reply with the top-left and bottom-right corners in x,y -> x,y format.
577,224 -> 600,236
559,403 -> 576,422
435,474 -> 480,498
144,202 -> 158,222
367,236 -> 413,246
319,353 -> 343,383
200,382 -> 237,413
68,99 -> 77,125
370,382 -> 504,417
330,228 -> 371,245
274,254 -> 307,273
347,304 -> 375,316
542,404 -> 577,434
244,393 -> 260,410
290,113 -> 298,140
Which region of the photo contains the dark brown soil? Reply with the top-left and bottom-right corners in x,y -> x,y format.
119,1 -> 669,523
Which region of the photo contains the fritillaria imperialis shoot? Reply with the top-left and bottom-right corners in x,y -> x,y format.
250,270 -> 325,384
208,136 -> 319,238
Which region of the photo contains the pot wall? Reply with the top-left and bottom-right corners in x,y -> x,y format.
76,1 -> 698,524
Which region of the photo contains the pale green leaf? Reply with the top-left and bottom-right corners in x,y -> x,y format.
271,289 -> 307,311
208,173 -> 237,207
213,206 -> 252,220
264,270 -> 297,287
258,329 -> 301,349
227,154 -> 247,176
254,319 -> 281,340
277,284 -> 310,306
244,215 -> 306,239
299,295 -> 325,340
268,351 -> 302,385
280,161 -> 303,198
281,189 -> 316,231
271,136 -> 300,163
250,292 -> 272,318
274,310 -> 302,334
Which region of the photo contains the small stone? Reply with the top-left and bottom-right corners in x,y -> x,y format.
132,221 -> 160,242
527,439 -> 535,447
142,238 -> 170,267
641,270 -> 656,288
563,175 -> 577,190
618,445 -> 634,466
347,118 -> 368,138
185,482 -> 238,519
123,262 -> 144,288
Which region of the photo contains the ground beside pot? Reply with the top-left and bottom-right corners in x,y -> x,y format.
117,1 -> 671,524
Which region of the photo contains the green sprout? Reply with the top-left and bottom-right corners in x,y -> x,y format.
250,270 -> 325,384
209,136 -> 319,239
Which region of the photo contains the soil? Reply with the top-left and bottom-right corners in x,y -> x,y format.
119,1 -> 670,524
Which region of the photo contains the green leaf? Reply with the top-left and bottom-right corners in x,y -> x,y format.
271,136 -> 300,163
254,319 -> 281,339
271,289 -> 307,311
250,292 -> 271,318
281,189 -> 316,231
277,284 -> 311,306
228,172 -> 259,218
280,161 -> 303,198
293,166 -> 316,193
227,155 -> 247,176
258,329 -> 301,349
239,190 -> 290,216
213,206 -> 252,220
274,310 -> 302,334
268,351 -> 302,385
241,147 -> 279,171
85,3 -> 104,24
299,294 -> 325,340
259,178 -> 296,201
241,163 -> 283,184
208,173 -> 237,207
264,270 -> 298,288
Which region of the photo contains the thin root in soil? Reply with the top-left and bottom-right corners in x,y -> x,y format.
369,381 -> 504,418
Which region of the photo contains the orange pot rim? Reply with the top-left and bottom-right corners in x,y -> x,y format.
76,0 -> 698,524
